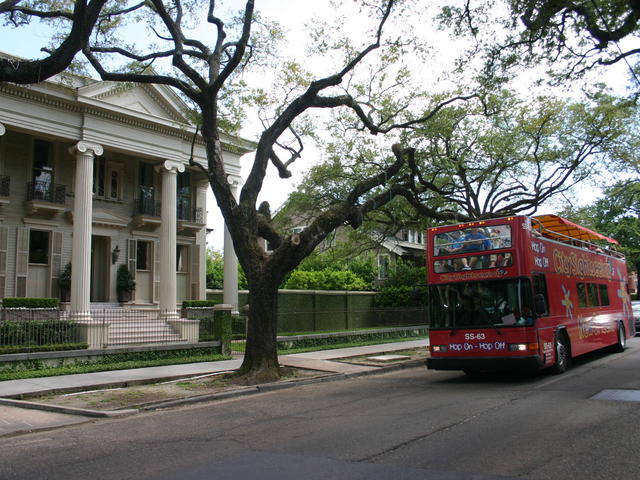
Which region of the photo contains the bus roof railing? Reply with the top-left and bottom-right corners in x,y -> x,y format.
530,217 -> 625,260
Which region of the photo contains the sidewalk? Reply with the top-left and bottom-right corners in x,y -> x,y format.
0,340 -> 427,398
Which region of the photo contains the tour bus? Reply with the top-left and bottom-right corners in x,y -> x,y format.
426,215 -> 633,375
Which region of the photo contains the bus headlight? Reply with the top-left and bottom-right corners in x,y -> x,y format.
508,343 -> 538,352
431,345 -> 448,353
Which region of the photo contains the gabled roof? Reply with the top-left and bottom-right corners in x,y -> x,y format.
78,81 -> 189,123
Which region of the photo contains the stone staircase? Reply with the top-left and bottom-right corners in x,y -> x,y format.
89,305 -> 185,346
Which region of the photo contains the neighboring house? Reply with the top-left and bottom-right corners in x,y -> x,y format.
263,205 -> 426,281
375,229 -> 425,280
0,66 -> 253,318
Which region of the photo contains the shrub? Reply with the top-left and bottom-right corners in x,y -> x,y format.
58,263 -> 72,291
116,264 -> 136,292
2,297 -> 59,308
283,269 -> 368,291
374,286 -> 429,307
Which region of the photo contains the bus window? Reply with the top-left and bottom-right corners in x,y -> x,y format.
434,225 -> 512,257
429,278 -> 533,329
599,284 -> 610,306
587,283 -> 599,306
577,283 -> 587,308
532,274 -> 549,316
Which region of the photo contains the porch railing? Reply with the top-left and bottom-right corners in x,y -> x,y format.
0,175 -> 9,197
177,206 -> 204,223
135,196 -> 161,217
25,181 -> 66,204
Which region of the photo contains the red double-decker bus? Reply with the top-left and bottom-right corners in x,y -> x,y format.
426,215 -> 633,375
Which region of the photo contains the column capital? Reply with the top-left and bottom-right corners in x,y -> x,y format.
226,174 -> 242,187
69,141 -> 103,157
0,123 -> 5,136
158,160 -> 186,174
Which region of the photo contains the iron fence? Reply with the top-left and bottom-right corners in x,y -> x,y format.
0,308 -> 80,353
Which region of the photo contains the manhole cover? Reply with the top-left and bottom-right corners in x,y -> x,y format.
366,355 -> 410,362
591,389 -> 640,402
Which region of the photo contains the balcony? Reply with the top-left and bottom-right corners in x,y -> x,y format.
0,175 -> 9,207
177,205 -> 205,234
24,181 -> 66,217
132,196 -> 162,229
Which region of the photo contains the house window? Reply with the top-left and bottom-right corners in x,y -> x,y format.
177,171 -> 191,219
136,241 -> 152,270
378,254 -> 390,280
93,157 -> 122,200
29,230 -> 50,264
32,139 -> 53,199
176,245 -> 188,272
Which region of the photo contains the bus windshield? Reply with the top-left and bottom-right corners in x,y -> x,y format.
429,279 -> 534,329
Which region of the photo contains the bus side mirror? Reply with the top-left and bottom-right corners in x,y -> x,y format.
534,293 -> 548,316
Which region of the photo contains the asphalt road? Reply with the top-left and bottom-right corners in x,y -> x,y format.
2,340 -> 640,480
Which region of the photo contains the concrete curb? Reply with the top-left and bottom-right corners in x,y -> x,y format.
0,397 -> 137,418
0,360 -> 425,419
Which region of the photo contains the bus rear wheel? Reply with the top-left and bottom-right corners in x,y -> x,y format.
551,333 -> 570,375
611,322 -> 626,353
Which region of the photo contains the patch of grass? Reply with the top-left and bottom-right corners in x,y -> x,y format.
279,326 -> 427,336
278,336 -> 424,355
0,352 -> 231,381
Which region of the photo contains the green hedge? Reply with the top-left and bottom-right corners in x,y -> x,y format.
283,270 -> 369,291
2,297 -> 59,308
0,343 -> 88,355
374,286 -> 428,307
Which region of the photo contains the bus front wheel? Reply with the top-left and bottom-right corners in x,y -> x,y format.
551,333 -> 570,375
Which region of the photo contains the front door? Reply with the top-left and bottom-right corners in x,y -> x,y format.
90,235 -> 110,302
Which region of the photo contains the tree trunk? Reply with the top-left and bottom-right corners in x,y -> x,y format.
238,278 -> 281,382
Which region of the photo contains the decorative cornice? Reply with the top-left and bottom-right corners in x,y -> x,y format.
0,83 -> 252,155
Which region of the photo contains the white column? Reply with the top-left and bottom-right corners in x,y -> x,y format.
196,179 -> 209,300
69,141 -> 103,321
223,175 -> 241,314
158,160 -> 185,319
0,123 -> 5,136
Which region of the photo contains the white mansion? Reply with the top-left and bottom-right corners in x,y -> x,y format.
0,68 -> 253,321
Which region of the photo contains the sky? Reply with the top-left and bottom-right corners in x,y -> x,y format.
0,1 -> 635,250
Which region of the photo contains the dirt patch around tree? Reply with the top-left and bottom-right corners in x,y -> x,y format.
27,367 -> 325,412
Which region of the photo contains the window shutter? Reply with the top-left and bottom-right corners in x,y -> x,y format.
0,226 -> 8,299
127,238 -> 137,301
190,244 -> 200,300
153,240 -> 160,302
49,231 -> 63,297
15,227 -> 29,297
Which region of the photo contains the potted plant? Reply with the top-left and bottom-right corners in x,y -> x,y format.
58,262 -> 72,302
116,264 -> 136,303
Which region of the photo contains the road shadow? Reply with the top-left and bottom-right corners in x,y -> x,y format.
430,342 -> 635,386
